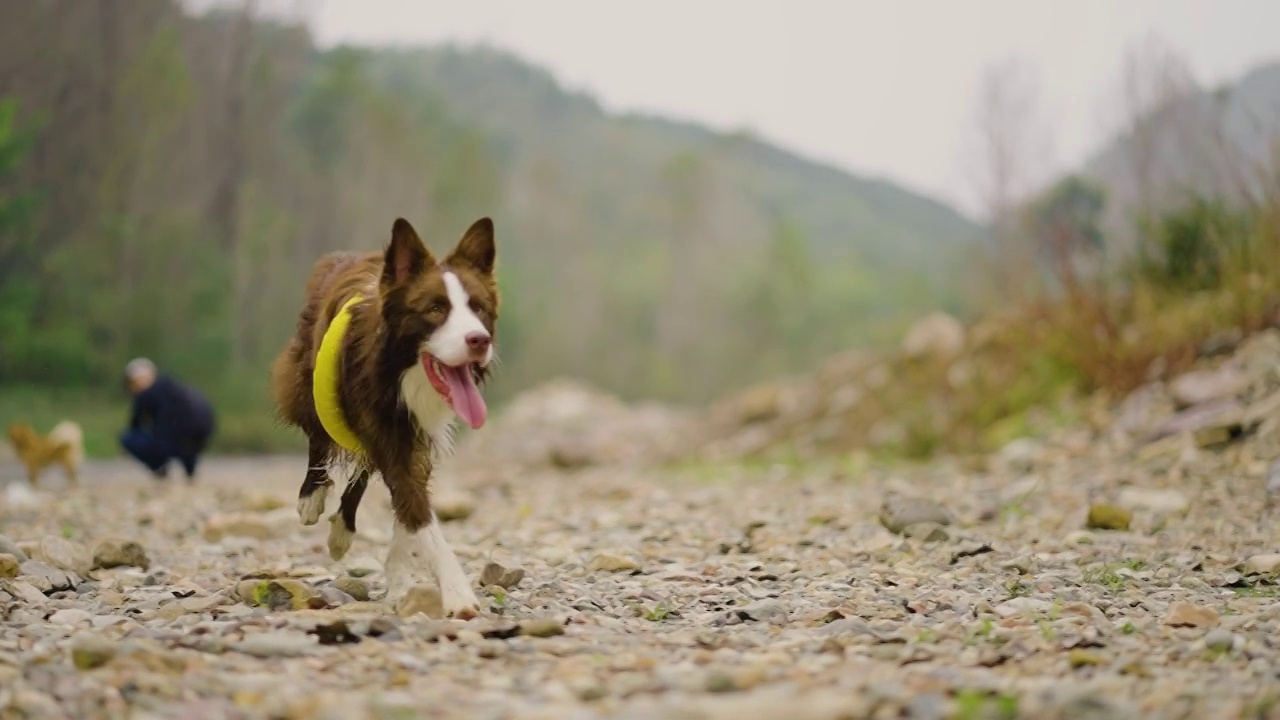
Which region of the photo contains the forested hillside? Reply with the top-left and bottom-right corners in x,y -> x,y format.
0,1 -> 980,453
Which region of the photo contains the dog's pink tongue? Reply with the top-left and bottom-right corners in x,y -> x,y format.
443,365 -> 487,429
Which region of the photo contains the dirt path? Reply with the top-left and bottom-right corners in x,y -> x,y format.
1,445 -> 1278,720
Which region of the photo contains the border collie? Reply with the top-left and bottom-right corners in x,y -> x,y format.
270,217 -> 498,619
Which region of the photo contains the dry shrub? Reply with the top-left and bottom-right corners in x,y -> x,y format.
999,198 -> 1280,401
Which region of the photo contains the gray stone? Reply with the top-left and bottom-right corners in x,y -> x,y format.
1169,366 -> 1249,409
1116,488 -> 1190,514
738,599 -> 787,622
332,576 -> 370,601
235,631 -> 318,658
49,608 -> 92,626
1204,629 -> 1235,653
902,522 -> 950,542
0,534 -> 28,562
1242,553 -> 1280,575
395,585 -> 443,619
34,536 -> 91,575
480,561 -> 526,589
19,559 -> 78,592
878,493 -> 953,534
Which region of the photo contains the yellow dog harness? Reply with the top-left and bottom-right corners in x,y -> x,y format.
313,294 -> 365,455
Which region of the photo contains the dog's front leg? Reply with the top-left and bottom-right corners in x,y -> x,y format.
383,460 -> 479,619
419,511 -> 480,619
297,436 -> 336,526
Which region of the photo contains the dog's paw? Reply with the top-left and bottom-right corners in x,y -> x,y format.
326,512 -> 354,560
297,486 -> 329,526
441,583 -> 481,621
445,603 -> 480,621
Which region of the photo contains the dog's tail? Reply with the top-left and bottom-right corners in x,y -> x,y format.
48,420 -> 85,469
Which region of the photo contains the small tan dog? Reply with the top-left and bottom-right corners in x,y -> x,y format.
6,421 -> 84,488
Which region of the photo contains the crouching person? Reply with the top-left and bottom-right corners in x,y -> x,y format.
119,358 -> 216,480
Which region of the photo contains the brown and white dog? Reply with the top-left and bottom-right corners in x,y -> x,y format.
270,216 -> 499,619
6,420 -> 84,488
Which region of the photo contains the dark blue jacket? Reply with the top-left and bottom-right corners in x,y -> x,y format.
129,375 -> 215,445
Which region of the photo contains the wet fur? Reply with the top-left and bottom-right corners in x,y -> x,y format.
7,421 -> 83,488
270,217 -> 498,617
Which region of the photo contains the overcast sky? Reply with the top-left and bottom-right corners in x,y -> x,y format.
288,0 -> 1280,217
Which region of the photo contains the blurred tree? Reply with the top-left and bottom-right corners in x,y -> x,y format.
966,58 -> 1056,310
1137,196 -> 1249,290
1028,174 -> 1107,293
0,98 -> 41,379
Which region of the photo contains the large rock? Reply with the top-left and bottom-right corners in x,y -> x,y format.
458,378 -> 697,470
1168,366 -> 1249,409
1143,398 -> 1244,445
1236,329 -> 1280,387
901,312 -> 965,359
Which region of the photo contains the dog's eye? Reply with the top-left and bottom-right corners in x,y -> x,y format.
427,303 -> 445,316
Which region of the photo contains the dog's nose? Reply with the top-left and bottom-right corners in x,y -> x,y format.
466,332 -> 491,352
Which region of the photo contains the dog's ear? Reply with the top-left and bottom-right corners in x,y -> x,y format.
382,218 -> 435,287
445,217 -> 496,276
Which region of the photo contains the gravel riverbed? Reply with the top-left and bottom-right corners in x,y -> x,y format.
1,425 -> 1278,719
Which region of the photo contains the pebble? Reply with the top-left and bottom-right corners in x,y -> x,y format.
589,553 -> 640,572
0,553 -> 20,579
480,561 -> 526,589
1086,503 -> 1132,531
902,522 -> 950,542
1068,649 -> 1107,668
1116,488 -> 1190,514
4,579 -> 48,605
1163,602 -> 1219,629
235,631 -> 319,658
737,599 -> 787,622
0,534 -> 29,562
434,491 -> 477,522
35,536 -> 91,575
246,579 -> 320,611
49,608 -> 92,626
1204,629 -> 1235,653
344,556 -> 382,577
1241,553 -> 1280,575
333,576 -> 371,601
91,538 -> 150,570
239,488 -> 289,512
519,619 -> 566,638
395,586 -> 444,619
878,493 -> 953,534
19,559 -> 79,591
70,632 -> 118,670
203,511 -> 292,541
